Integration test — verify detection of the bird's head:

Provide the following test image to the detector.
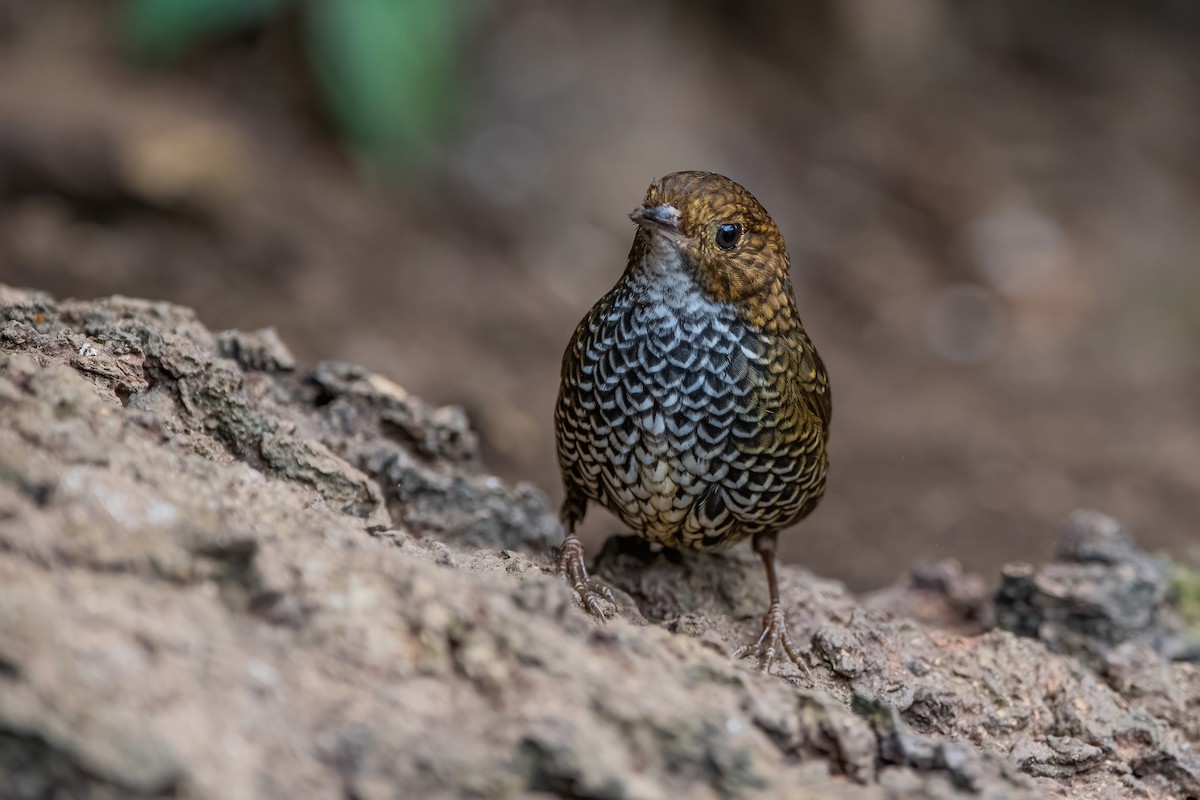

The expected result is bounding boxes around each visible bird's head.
[629,171,791,308]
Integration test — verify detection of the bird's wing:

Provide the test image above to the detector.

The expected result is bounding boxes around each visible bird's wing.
[671,328,827,545]
[554,304,608,530]
[791,329,831,432]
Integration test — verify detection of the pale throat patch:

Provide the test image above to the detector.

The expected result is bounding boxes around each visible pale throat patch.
[636,236,725,324]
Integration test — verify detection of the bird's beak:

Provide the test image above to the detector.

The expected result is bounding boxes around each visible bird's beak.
[630,204,683,238]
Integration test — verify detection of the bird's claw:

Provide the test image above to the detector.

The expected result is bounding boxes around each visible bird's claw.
[573,577,616,618]
[556,536,616,620]
[734,601,813,679]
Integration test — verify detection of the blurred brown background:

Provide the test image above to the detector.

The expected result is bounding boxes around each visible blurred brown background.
[2,0,1198,589]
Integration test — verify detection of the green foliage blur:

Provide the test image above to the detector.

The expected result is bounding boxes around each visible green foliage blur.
[1172,562,1200,635]
[122,0,472,175]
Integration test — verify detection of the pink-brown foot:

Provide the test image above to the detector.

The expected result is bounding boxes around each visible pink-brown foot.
[556,535,616,619]
[733,601,813,679]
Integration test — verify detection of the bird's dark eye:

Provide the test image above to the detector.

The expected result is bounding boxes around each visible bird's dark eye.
[715,223,742,250]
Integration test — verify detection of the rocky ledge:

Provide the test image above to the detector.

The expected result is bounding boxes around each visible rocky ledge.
[0,284,1196,800]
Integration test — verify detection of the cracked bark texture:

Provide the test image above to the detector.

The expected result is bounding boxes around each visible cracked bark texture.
[0,284,1196,800]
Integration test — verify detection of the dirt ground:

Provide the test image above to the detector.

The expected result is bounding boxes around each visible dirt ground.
[2,285,1196,798]
[2,1,1199,589]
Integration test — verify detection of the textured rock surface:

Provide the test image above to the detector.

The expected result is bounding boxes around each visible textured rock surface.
[994,509,1188,665]
[0,284,1196,799]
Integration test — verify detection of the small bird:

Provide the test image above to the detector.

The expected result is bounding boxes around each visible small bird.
[554,171,831,673]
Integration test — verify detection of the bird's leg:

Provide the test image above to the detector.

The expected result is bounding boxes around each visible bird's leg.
[733,532,813,678]
[556,534,616,619]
